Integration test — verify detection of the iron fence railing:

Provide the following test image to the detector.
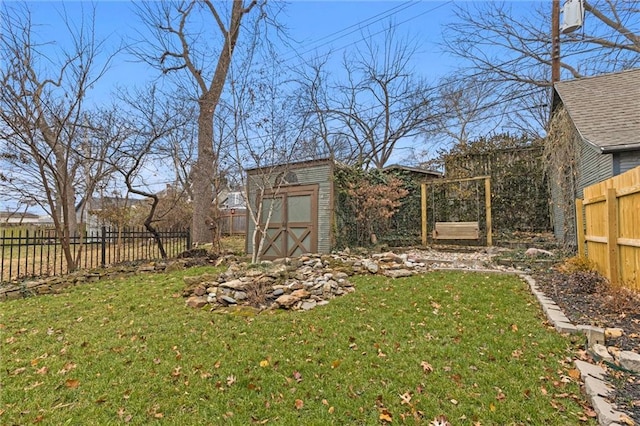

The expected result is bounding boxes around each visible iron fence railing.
[1,227,190,284]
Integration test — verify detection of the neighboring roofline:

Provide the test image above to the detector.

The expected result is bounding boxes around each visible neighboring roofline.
[382,164,443,177]
[245,157,333,174]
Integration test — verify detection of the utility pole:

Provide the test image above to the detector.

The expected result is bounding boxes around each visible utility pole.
[551,0,561,83]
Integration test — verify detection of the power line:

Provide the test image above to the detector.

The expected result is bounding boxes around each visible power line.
[279,1,454,70]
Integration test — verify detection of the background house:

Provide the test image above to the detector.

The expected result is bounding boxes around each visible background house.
[549,68,640,245]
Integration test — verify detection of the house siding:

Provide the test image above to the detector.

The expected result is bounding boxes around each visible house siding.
[614,151,640,175]
[550,140,612,244]
[577,142,612,198]
[245,160,334,257]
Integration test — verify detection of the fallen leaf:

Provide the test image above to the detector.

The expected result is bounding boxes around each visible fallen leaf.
[260,359,269,368]
[489,403,496,412]
[619,414,635,425]
[379,408,393,423]
[568,369,581,380]
[584,407,597,417]
[11,367,26,376]
[65,379,80,389]
[294,399,304,410]
[430,415,451,426]
[420,361,433,373]
[399,392,412,405]
[331,360,341,369]
[511,324,518,332]
[226,375,236,386]
[328,406,335,414]
[58,362,77,375]
[36,366,48,375]
[293,371,303,382]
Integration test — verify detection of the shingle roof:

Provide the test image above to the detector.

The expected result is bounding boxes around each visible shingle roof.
[554,68,640,153]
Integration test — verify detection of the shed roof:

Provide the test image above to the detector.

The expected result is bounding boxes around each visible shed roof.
[553,68,640,153]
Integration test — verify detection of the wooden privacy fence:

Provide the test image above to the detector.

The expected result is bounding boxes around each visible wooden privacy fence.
[576,166,640,289]
[1,227,190,284]
[218,209,247,235]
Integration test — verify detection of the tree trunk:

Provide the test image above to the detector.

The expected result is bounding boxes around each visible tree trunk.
[191,101,215,244]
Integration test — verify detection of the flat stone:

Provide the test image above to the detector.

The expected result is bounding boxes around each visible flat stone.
[233,291,248,301]
[591,395,628,426]
[619,350,640,373]
[546,309,571,324]
[275,294,299,308]
[291,289,310,299]
[554,322,578,334]
[220,279,247,290]
[384,269,413,278]
[301,300,317,311]
[185,296,208,308]
[584,375,614,398]
[574,360,606,381]
[578,325,606,347]
[524,247,554,257]
[272,288,284,297]
[363,260,379,274]
[590,344,614,362]
[221,296,238,305]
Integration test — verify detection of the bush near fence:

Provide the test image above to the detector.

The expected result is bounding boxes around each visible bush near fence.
[1,227,190,284]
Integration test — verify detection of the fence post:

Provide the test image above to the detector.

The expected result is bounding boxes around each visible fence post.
[605,188,619,286]
[186,228,191,250]
[421,183,427,246]
[484,177,492,247]
[101,226,107,267]
[575,198,585,258]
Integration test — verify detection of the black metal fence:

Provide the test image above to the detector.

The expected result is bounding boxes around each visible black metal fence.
[1,227,190,284]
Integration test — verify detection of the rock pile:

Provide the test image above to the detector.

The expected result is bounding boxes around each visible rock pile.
[184,251,436,312]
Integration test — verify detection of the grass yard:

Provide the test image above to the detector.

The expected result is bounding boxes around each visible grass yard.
[0,268,594,425]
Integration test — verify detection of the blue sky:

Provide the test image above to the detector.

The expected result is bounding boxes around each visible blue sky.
[4,1,545,214]
[25,1,461,104]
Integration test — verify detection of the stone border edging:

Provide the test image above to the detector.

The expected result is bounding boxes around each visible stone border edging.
[520,273,631,426]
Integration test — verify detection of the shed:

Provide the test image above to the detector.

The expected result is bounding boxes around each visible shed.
[245,159,334,260]
[549,68,640,245]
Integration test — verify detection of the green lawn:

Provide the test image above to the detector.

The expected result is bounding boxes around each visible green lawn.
[0,268,594,425]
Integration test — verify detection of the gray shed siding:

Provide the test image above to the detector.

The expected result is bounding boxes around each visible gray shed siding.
[614,150,640,175]
[245,160,334,257]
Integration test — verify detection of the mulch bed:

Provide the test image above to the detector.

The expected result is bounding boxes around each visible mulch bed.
[532,266,640,422]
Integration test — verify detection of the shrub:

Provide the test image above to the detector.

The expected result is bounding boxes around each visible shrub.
[557,255,595,274]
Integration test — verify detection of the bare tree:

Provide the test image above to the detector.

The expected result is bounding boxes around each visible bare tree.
[0,3,114,271]
[132,0,260,246]
[98,86,190,258]
[442,0,639,130]
[298,24,439,169]
[221,37,313,262]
